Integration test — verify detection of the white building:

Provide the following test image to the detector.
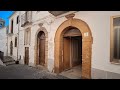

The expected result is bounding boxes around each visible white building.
[7,12,19,61]
[7,11,120,79]
[0,18,7,56]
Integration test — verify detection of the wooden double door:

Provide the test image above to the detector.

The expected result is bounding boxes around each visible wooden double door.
[63,36,82,70]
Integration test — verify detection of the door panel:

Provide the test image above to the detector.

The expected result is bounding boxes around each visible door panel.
[39,33,45,66]
[10,41,13,56]
[79,36,82,64]
[63,37,70,70]
[25,47,29,65]
[71,37,82,67]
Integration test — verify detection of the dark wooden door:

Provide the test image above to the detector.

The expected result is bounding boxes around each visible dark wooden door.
[10,41,13,56]
[25,47,29,65]
[63,37,70,70]
[39,33,45,66]
[71,36,82,67]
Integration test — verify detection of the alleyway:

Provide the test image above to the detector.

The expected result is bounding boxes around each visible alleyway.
[0,64,69,79]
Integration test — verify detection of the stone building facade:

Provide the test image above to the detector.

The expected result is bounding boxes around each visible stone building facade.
[7,12,19,61]
[0,18,7,56]
[6,11,120,79]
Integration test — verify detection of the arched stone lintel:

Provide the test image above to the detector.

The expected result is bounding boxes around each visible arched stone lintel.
[54,18,93,79]
[34,25,48,68]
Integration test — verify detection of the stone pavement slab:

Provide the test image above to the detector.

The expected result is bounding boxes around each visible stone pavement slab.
[0,64,69,79]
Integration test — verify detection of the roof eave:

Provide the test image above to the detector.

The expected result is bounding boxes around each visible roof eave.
[8,11,16,19]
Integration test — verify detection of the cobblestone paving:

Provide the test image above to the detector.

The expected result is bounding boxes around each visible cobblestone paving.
[0,64,69,79]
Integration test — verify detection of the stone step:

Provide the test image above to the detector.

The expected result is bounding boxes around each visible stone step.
[3,60,15,63]
[4,61,16,66]
[3,56,15,63]
[3,56,16,66]
[4,56,14,60]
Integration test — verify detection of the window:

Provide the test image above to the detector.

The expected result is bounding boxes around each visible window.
[24,28,31,45]
[0,22,4,28]
[17,16,19,24]
[0,23,2,28]
[110,16,120,63]
[15,37,17,47]
[11,20,13,33]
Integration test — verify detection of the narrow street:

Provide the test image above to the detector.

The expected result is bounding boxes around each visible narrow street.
[0,64,69,79]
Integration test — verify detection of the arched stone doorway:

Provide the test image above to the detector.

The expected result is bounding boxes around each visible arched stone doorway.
[54,18,93,79]
[10,41,13,56]
[34,26,48,68]
[37,31,45,66]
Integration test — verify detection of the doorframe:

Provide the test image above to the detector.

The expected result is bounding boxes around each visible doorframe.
[34,26,48,68]
[54,18,93,79]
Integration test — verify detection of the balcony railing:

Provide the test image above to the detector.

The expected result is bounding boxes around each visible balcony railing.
[21,11,32,27]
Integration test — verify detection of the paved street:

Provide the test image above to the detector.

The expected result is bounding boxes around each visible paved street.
[0,64,69,79]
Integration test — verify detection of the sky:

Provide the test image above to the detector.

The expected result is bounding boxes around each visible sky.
[0,11,13,26]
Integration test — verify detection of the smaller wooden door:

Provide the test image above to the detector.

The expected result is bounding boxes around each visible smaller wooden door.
[25,47,29,65]
[39,33,45,66]
[10,41,13,56]
[63,37,70,70]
